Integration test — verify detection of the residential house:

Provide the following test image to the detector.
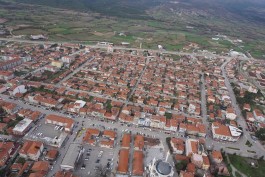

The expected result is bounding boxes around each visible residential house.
[253,109,265,122]
[211,122,242,142]
[211,150,223,164]
[170,138,184,154]
[226,107,237,120]
[19,141,44,161]
[0,142,14,167]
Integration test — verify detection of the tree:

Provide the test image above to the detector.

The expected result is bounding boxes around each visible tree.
[0,106,6,115]
[255,128,265,141]
[16,115,24,121]
[17,157,26,165]
[165,112,172,119]
[105,100,112,113]
[175,160,188,171]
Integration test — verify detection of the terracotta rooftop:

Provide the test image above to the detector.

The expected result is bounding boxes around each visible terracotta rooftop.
[54,171,79,177]
[45,149,58,160]
[31,161,49,173]
[186,163,196,173]
[0,142,14,166]
[212,150,223,161]
[134,135,144,150]
[180,171,195,177]
[87,128,100,136]
[29,172,46,177]
[132,151,144,176]
[45,114,74,130]
[121,134,131,148]
[175,154,190,162]
[19,140,43,156]
[117,149,129,174]
[103,130,116,139]
[212,122,231,137]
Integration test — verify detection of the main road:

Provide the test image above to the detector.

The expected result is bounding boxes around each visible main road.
[217,58,265,157]
[0,37,220,59]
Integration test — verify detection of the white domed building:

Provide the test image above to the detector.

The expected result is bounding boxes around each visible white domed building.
[148,156,174,177]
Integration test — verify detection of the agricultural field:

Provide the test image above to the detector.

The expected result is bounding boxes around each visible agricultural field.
[0,0,265,58]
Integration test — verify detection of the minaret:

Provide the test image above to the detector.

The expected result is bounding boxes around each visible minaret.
[107,44,113,53]
[165,150,170,162]
[151,157,156,171]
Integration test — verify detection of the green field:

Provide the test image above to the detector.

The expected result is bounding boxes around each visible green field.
[228,154,265,177]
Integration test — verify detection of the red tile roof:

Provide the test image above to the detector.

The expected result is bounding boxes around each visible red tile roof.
[132,151,144,176]
[121,134,131,148]
[117,149,129,174]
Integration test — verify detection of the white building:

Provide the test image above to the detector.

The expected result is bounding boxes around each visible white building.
[225,108,237,120]
[188,104,196,114]
[19,141,44,161]
[60,143,84,171]
[50,132,68,148]
[253,109,265,122]
[138,117,151,127]
[185,138,207,157]
[148,157,174,177]
[61,56,73,64]
[13,118,33,135]
[211,122,242,142]
[12,85,27,96]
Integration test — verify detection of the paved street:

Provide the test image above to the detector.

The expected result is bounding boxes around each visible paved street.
[56,55,95,86]
[200,73,208,124]
[126,57,150,105]
[0,37,220,60]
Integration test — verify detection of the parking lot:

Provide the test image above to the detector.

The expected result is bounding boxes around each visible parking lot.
[75,145,116,177]
[24,119,68,148]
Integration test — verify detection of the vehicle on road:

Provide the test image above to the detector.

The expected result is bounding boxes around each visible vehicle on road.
[81,164,86,169]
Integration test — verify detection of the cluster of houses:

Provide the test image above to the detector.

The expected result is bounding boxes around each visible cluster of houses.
[241,59,265,88]
[171,138,230,177]
[83,128,116,149]
[0,42,81,73]
[226,58,265,132]
[63,53,144,101]
[0,100,77,176]
[0,100,43,136]
[132,57,202,115]
[203,59,243,141]
[1,139,60,177]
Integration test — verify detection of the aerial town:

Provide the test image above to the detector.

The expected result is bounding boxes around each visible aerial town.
[0,40,265,177]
